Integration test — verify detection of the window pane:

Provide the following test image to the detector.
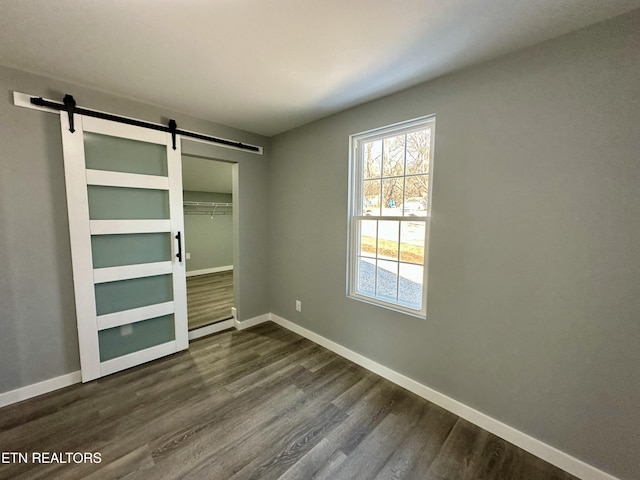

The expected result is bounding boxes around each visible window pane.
[377,220,399,260]
[402,175,428,217]
[382,135,405,177]
[400,221,425,264]
[376,260,398,302]
[357,257,376,297]
[381,178,403,215]
[363,140,382,179]
[358,220,376,258]
[362,179,381,216]
[399,263,423,309]
[406,128,430,175]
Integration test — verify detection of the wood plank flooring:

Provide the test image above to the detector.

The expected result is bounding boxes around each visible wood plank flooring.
[187,271,234,330]
[0,323,578,480]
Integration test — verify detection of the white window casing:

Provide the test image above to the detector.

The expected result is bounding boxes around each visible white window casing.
[347,115,435,318]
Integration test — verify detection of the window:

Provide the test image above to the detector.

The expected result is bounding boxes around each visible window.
[348,116,435,318]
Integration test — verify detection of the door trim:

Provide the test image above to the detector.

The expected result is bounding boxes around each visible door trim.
[60,112,101,382]
[100,341,177,377]
[97,302,175,331]
[93,261,173,283]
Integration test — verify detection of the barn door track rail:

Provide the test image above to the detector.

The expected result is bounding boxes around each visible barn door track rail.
[13,91,263,154]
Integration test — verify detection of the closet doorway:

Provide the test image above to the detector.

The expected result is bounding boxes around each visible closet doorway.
[182,155,235,331]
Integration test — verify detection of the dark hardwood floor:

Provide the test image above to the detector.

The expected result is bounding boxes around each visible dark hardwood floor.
[0,323,577,480]
[187,271,234,330]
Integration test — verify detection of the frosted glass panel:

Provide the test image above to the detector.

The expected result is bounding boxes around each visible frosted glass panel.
[95,275,173,315]
[88,186,169,220]
[92,233,171,268]
[84,132,167,176]
[98,315,175,362]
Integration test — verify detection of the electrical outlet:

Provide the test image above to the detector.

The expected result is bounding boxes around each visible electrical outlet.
[120,324,133,336]
[296,300,302,312]
[186,252,191,260]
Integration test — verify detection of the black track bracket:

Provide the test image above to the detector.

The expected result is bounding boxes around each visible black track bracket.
[168,119,177,150]
[63,94,76,133]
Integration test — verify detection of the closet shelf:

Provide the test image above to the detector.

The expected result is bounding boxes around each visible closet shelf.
[185,211,231,216]
[183,201,232,207]
[183,200,232,216]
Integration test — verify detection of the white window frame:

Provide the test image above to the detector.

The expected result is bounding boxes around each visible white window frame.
[347,115,435,318]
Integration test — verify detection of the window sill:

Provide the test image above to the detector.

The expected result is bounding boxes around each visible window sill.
[347,293,426,320]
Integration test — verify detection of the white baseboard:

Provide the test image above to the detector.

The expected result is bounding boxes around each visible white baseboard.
[269,314,619,480]
[234,313,271,331]
[189,319,235,340]
[186,265,233,277]
[0,371,82,408]
[0,317,241,407]
[0,310,264,409]
[0,311,619,480]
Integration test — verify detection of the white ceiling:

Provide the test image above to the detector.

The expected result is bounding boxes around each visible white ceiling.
[1,1,638,136]
[182,155,233,193]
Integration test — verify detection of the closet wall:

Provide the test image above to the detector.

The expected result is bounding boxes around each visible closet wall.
[183,191,233,274]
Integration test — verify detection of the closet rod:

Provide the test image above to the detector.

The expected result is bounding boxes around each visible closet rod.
[29,94,260,153]
[184,211,232,216]
[183,201,232,207]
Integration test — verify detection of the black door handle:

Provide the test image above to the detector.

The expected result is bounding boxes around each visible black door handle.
[175,231,182,262]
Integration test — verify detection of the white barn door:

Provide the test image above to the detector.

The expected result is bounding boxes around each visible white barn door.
[60,113,188,382]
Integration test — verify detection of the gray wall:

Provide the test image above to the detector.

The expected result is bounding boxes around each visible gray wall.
[269,11,640,480]
[183,191,234,272]
[0,65,270,394]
